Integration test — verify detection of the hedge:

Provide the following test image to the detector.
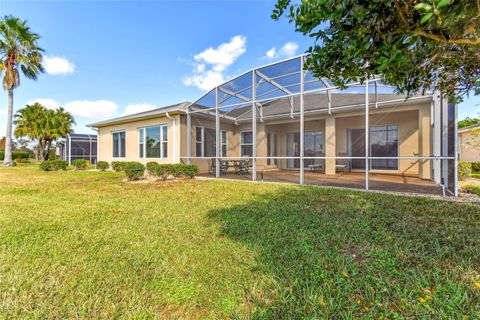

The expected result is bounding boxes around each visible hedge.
[96,161,109,171]
[123,162,145,180]
[111,161,126,172]
[146,162,160,175]
[146,162,198,179]
[40,160,68,171]
[0,149,30,160]
[458,161,472,180]
[72,159,89,170]
[471,162,480,172]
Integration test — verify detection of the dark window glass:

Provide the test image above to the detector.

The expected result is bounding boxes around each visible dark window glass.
[370,125,398,170]
[221,131,227,157]
[113,131,125,158]
[146,126,161,158]
[139,128,144,158]
[195,127,203,157]
[241,145,253,157]
[204,128,216,157]
[241,131,253,157]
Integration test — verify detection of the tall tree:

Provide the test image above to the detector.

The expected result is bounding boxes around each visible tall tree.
[272,0,480,99]
[14,103,74,161]
[0,15,43,166]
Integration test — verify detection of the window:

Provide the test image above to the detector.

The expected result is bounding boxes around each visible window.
[221,131,227,157]
[139,128,144,158]
[138,125,168,159]
[195,127,203,157]
[370,125,398,170]
[112,131,125,158]
[195,127,227,157]
[267,133,278,166]
[241,131,253,157]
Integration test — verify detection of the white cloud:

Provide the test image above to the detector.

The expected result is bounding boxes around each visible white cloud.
[183,35,247,91]
[64,100,118,119]
[265,47,277,59]
[0,109,7,116]
[42,56,75,75]
[122,103,157,116]
[26,98,61,110]
[263,42,299,60]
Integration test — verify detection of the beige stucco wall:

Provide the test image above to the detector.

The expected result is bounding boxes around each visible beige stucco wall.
[98,102,432,179]
[459,131,480,162]
[97,114,182,165]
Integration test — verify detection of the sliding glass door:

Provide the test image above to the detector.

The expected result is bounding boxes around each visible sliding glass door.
[286,131,324,168]
[348,125,399,171]
[370,125,398,170]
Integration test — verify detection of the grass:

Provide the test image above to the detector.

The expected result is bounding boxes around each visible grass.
[0,164,479,319]
[464,184,480,196]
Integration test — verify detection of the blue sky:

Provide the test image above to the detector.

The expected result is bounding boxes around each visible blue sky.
[1,1,479,134]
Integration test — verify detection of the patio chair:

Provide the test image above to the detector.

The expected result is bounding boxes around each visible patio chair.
[210,159,228,175]
[336,153,351,173]
[307,160,324,172]
[235,159,250,175]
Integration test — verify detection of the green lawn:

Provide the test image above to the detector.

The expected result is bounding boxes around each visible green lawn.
[0,165,479,319]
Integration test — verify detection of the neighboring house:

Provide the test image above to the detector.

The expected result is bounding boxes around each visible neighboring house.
[57,133,98,165]
[88,55,458,196]
[458,123,480,162]
[0,136,5,149]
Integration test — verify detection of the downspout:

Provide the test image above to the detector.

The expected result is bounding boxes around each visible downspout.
[165,112,176,163]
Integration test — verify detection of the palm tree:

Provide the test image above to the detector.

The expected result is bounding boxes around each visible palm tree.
[14,103,74,161]
[44,107,74,160]
[0,15,43,166]
[13,103,46,160]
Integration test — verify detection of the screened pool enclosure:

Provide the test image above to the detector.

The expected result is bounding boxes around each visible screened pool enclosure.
[182,55,458,196]
[58,133,98,165]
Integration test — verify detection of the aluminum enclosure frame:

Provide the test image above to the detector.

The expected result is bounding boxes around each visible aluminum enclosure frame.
[183,54,457,196]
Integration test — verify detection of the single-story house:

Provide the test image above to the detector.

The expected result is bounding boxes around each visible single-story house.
[88,55,458,196]
[458,123,480,162]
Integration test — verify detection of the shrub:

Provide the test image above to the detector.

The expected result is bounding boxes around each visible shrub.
[156,164,170,181]
[0,149,30,160]
[40,160,68,171]
[458,161,472,180]
[169,164,182,177]
[111,161,126,172]
[471,162,480,172]
[123,162,145,180]
[72,159,89,170]
[463,184,480,195]
[96,161,109,171]
[182,164,199,178]
[146,161,160,175]
[15,157,31,164]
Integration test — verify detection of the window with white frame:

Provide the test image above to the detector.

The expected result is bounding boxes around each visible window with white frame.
[195,127,227,157]
[112,131,125,158]
[138,125,168,159]
[241,131,253,157]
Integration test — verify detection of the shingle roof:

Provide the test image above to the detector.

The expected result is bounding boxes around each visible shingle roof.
[87,101,190,128]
